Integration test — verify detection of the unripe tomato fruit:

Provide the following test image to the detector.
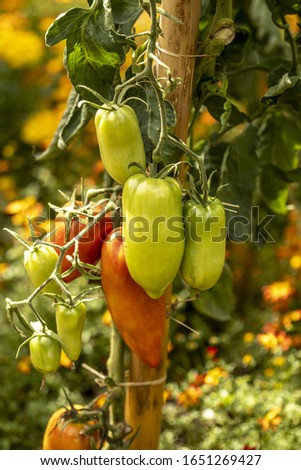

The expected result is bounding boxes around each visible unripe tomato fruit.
[95,104,146,185]
[24,244,61,294]
[29,334,61,375]
[180,197,226,290]
[122,174,185,299]
[42,405,100,450]
[55,302,86,361]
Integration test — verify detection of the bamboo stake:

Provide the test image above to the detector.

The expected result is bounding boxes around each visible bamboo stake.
[124,0,201,450]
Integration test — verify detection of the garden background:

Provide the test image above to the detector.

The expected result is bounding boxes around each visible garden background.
[1,0,301,450]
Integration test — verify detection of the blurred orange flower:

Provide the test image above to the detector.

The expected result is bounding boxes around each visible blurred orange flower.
[258,406,282,432]
[262,280,295,303]
[177,386,202,408]
[17,355,31,374]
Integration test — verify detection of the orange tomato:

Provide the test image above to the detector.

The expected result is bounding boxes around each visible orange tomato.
[42,405,99,450]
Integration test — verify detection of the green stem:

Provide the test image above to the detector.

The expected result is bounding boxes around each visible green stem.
[107,322,125,425]
[167,135,208,198]
[280,13,299,75]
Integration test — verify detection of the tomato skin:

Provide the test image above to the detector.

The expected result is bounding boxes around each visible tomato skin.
[24,244,61,294]
[42,405,99,450]
[29,334,61,375]
[122,174,185,299]
[94,105,146,185]
[56,302,86,361]
[48,201,113,283]
[101,228,166,368]
[180,198,226,290]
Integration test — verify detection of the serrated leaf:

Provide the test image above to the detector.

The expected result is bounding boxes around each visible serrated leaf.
[64,8,129,100]
[46,8,89,46]
[193,264,234,321]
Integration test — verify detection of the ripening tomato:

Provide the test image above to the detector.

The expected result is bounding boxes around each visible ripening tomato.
[101,228,166,367]
[42,405,100,450]
[47,200,113,282]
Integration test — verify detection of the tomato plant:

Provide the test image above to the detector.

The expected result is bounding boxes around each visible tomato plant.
[180,197,226,290]
[101,228,166,368]
[42,405,100,450]
[122,174,185,299]
[55,302,86,361]
[95,104,146,185]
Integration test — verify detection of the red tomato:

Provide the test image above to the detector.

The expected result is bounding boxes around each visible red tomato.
[47,200,113,282]
[101,228,166,368]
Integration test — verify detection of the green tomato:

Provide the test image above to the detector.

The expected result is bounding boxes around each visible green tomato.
[94,104,146,185]
[29,334,61,375]
[24,244,61,294]
[122,174,185,299]
[55,302,86,361]
[180,198,226,290]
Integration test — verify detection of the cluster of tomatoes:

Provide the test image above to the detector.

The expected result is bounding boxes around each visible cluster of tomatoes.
[21,101,227,451]
[23,103,226,377]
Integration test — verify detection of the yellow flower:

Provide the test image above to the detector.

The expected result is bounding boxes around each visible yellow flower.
[203,367,228,386]
[262,280,295,304]
[257,333,278,351]
[243,332,255,343]
[282,310,301,329]
[290,255,301,270]
[259,406,282,432]
[242,354,254,366]
[102,309,112,327]
[272,356,286,367]
[177,386,202,408]
[20,107,64,148]
[264,368,275,377]
[0,22,44,69]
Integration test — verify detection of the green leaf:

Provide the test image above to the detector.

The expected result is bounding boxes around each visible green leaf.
[65,9,129,100]
[258,105,301,214]
[111,0,143,34]
[193,264,234,321]
[45,8,89,46]
[262,74,300,108]
[261,164,301,183]
[220,124,259,241]
[35,88,93,161]
[202,80,249,128]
